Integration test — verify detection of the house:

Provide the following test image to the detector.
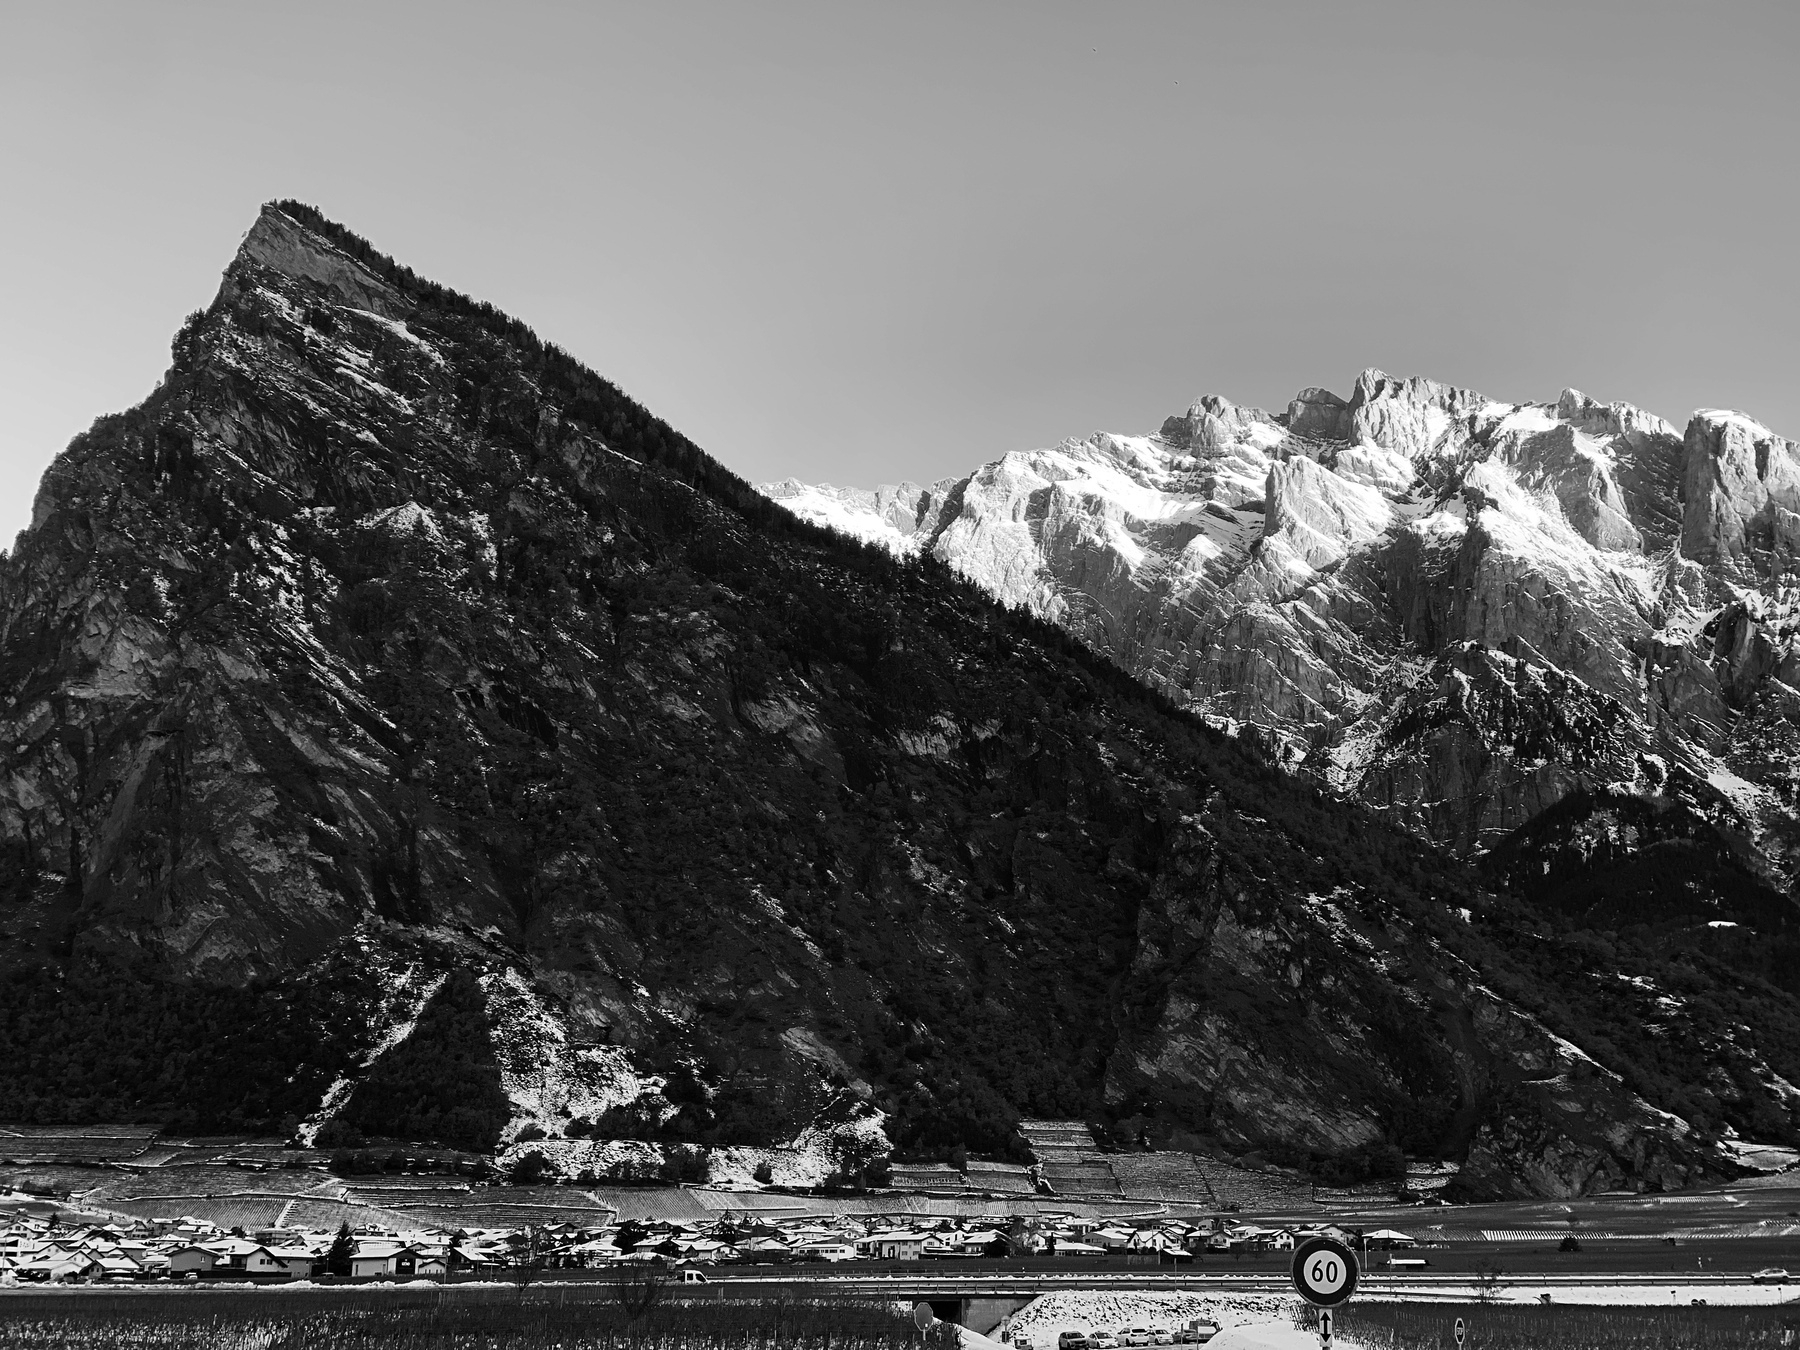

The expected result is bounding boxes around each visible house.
[351,1245,403,1278]
[234,1246,292,1276]
[854,1230,927,1261]
[796,1240,856,1262]
[168,1246,223,1275]
[267,1247,318,1277]
[23,1255,104,1282]
[394,1247,448,1277]
[94,1254,143,1280]
[955,1229,1005,1256]
[450,1244,503,1270]
[674,1238,736,1264]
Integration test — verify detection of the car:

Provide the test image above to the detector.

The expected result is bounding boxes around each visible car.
[1752,1268,1788,1284]
[1183,1324,1219,1344]
[1125,1328,1152,1347]
[1089,1332,1119,1349]
[676,1268,708,1284]
[1152,1329,1174,1345]
[1058,1334,1089,1350]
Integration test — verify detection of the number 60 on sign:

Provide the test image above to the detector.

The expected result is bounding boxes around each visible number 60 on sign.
[1291,1236,1360,1307]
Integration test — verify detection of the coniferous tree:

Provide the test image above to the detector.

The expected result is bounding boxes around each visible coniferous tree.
[325,1222,355,1277]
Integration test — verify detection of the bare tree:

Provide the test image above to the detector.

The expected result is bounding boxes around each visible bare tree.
[513,1224,549,1298]
[610,1260,668,1322]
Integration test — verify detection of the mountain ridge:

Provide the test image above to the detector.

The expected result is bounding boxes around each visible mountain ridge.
[760,376,1800,900]
[0,203,1794,1202]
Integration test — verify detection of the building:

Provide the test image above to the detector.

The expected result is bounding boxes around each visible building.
[856,1230,928,1261]
[350,1245,404,1278]
[168,1246,222,1275]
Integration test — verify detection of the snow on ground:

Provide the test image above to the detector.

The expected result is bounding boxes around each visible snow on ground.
[480,967,650,1144]
[1007,1290,1295,1345]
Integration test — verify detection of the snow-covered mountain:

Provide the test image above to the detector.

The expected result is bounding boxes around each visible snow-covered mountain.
[763,373,1800,901]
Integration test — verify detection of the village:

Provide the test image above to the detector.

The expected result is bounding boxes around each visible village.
[0,1203,1417,1285]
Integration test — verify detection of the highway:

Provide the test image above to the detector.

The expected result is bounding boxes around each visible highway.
[694,1270,1794,1297]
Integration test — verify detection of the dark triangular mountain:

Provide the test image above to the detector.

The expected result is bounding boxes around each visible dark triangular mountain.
[0,202,1794,1197]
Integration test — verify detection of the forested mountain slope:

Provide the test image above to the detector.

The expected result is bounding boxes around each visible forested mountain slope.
[0,204,1794,1199]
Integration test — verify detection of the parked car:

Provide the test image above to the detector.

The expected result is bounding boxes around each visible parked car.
[1752,1268,1788,1284]
[677,1268,708,1284]
[1152,1328,1174,1345]
[1089,1331,1120,1349]
[1058,1334,1089,1350]
[1125,1328,1152,1347]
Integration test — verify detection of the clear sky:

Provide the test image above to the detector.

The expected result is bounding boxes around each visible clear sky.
[3,1,1797,549]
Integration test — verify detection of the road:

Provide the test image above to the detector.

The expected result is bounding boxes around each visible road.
[696,1270,1798,1298]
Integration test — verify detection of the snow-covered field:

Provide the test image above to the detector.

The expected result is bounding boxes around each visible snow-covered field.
[1006,1290,1296,1345]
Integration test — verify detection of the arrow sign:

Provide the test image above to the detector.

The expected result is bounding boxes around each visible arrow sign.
[1291,1236,1360,1307]
[1455,1318,1466,1345]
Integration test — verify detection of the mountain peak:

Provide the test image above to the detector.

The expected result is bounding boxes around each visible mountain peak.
[229,201,401,315]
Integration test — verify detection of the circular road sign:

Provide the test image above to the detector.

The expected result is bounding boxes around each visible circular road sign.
[1291,1236,1360,1307]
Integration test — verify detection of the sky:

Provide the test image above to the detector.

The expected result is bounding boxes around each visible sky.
[2,1,1797,550]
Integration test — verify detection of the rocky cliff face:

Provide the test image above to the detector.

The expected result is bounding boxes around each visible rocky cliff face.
[1,205,1795,1200]
[764,378,1800,906]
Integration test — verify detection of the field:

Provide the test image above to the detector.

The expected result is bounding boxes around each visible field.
[1333,1302,1800,1350]
[0,1288,952,1349]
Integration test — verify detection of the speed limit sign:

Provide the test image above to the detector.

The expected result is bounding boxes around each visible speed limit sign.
[1291,1235,1360,1307]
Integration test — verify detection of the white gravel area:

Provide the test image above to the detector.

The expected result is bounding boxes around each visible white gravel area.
[1005,1290,1299,1346]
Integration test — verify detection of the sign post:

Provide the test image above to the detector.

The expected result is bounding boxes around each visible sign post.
[1291,1235,1359,1350]
[1455,1317,1465,1347]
